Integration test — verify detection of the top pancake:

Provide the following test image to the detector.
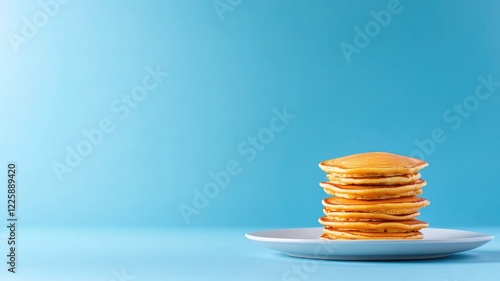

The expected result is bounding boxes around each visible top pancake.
[319,152,428,177]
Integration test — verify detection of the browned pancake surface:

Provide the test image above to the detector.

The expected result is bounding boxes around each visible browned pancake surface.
[322,196,430,214]
[319,217,429,232]
[321,227,424,240]
[326,173,421,185]
[320,179,426,199]
[319,152,428,176]
[322,211,420,221]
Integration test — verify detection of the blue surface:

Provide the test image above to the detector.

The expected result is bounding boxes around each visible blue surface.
[0,227,498,280]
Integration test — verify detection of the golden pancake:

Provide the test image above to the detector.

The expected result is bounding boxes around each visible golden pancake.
[326,173,421,185]
[321,227,424,240]
[322,210,420,221]
[323,186,421,199]
[318,152,430,240]
[320,179,426,200]
[319,152,428,176]
[318,217,428,232]
[322,196,430,215]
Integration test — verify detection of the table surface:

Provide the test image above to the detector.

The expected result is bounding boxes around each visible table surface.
[1,226,499,280]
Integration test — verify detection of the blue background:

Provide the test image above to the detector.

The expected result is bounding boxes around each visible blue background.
[1,0,500,230]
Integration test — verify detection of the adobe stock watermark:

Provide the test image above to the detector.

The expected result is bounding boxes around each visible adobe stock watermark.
[8,0,71,54]
[281,258,318,281]
[339,0,407,63]
[281,239,340,281]
[213,0,243,21]
[110,268,135,281]
[51,65,169,182]
[178,106,296,224]
[410,74,500,160]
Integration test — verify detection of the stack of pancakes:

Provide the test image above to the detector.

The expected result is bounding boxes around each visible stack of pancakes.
[318,152,430,240]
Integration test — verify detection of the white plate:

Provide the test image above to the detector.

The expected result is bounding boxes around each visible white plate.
[245,227,494,260]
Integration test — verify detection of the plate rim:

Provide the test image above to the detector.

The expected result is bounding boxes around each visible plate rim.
[245,227,494,244]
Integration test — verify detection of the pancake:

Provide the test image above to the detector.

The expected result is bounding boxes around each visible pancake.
[322,196,430,215]
[318,217,428,232]
[322,210,420,221]
[318,152,430,240]
[321,227,424,240]
[320,179,426,200]
[326,173,421,185]
[319,152,428,177]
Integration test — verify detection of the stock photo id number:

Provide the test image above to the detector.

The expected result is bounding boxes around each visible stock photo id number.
[6,163,17,274]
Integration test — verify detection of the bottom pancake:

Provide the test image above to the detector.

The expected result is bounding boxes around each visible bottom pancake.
[321,227,423,240]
